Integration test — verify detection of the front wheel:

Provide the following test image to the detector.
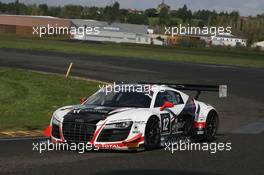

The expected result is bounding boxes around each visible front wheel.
[144,117,161,150]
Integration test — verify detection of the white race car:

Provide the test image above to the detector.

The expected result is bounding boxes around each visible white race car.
[45,83,227,151]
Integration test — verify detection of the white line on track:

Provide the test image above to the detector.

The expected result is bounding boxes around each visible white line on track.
[231,119,264,134]
[0,137,47,142]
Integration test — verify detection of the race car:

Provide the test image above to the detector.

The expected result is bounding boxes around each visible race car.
[45,83,227,151]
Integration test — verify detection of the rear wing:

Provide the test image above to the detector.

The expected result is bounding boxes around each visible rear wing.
[138,82,227,100]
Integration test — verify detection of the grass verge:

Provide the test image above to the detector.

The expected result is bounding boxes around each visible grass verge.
[0,34,264,68]
[0,68,100,132]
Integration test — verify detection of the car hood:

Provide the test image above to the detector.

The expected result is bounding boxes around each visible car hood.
[54,105,137,124]
[106,108,154,124]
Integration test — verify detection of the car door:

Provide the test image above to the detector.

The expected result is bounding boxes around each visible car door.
[154,90,185,134]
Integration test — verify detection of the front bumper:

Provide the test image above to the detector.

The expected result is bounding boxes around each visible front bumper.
[49,122,144,150]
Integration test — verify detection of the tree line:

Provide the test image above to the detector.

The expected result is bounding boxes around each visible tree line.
[0,1,263,44]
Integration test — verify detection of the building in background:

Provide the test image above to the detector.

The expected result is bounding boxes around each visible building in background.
[165,32,247,47]
[252,41,264,50]
[167,34,202,45]
[127,8,144,15]
[72,19,163,45]
[0,15,164,45]
[210,34,247,47]
[0,15,72,38]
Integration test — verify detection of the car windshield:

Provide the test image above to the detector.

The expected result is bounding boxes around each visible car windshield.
[84,91,152,108]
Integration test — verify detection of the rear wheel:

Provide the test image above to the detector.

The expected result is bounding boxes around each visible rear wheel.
[183,115,194,136]
[204,111,219,141]
[144,117,161,150]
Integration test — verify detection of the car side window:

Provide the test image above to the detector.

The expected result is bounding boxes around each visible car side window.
[154,90,183,107]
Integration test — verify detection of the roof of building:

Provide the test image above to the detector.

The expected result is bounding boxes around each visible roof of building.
[71,19,148,34]
[0,15,72,27]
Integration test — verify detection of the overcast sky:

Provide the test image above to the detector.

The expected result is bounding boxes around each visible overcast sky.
[2,0,264,16]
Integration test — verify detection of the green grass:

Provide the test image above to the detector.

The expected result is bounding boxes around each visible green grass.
[0,34,264,68]
[0,68,100,131]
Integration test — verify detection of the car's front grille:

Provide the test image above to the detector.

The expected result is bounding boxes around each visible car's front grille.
[51,124,60,139]
[62,122,96,143]
[97,127,131,142]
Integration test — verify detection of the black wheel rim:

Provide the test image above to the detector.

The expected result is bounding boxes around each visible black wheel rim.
[145,119,160,146]
[206,114,218,138]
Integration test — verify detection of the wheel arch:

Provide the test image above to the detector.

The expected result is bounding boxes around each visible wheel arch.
[206,109,219,122]
[148,115,160,122]
[144,115,161,150]
[196,101,218,122]
[144,115,160,133]
[207,109,219,124]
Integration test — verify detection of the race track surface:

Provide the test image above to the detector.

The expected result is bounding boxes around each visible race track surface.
[0,48,263,175]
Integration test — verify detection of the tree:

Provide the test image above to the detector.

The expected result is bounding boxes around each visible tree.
[159,8,170,25]
[119,9,128,22]
[145,8,157,17]
[48,6,61,17]
[0,0,28,15]
[81,6,102,20]
[103,1,120,24]
[127,13,148,25]
[175,5,192,23]
[39,4,48,16]
[111,1,120,21]
[29,4,40,15]
[197,20,205,28]
[61,5,83,19]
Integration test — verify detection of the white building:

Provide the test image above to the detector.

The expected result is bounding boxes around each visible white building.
[252,41,264,50]
[210,34,247,47]
[71,19,163,45]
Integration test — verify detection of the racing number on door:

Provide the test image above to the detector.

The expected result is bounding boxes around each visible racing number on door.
[161,114,170,133]
[163,118,169,131]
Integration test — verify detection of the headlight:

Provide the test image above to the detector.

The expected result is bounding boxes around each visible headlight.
[104,121,133,130]
[52,116,60,126]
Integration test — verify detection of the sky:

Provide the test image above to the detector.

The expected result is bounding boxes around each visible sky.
[1,0,264,16]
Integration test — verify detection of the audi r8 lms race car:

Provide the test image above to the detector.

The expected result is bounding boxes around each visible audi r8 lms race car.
[46,83,227,151]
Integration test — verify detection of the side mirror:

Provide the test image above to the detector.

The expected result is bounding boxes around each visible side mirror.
[160,101,174,111]
[80,97,87,104]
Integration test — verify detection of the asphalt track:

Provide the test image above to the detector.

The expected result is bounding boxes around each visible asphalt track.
[0,48,263,175]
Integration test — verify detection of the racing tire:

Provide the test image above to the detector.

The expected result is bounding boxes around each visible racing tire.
[144,117,161,150]
[204,111,219,141]
[183,115,194,136]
